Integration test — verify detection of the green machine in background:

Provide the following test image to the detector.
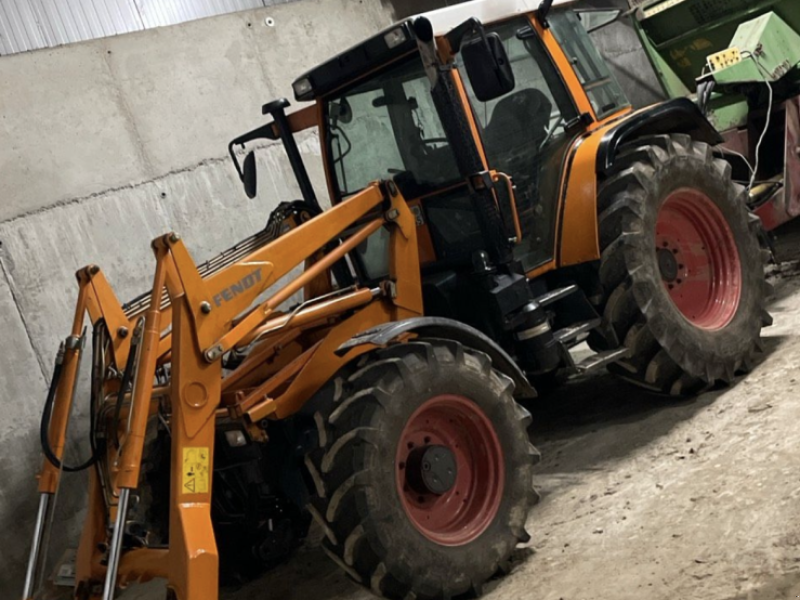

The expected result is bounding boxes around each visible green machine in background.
[630,0,800,230]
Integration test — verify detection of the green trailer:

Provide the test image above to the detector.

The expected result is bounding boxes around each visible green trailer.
[629,0,800,230]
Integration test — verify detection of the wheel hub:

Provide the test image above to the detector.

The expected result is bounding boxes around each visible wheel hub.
[655,188,742,330]
[657,247,679,282]
[407,445,457,495]
[395,394,504,546]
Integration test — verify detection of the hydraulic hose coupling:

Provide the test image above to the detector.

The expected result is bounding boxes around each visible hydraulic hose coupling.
[55,341,66,365]
[514,301,560,375]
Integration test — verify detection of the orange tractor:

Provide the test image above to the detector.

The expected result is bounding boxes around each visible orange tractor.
[23,0,771,599]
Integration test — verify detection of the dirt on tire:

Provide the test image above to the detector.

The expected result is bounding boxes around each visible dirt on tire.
[592,133,772,395]
[304,339,539,600]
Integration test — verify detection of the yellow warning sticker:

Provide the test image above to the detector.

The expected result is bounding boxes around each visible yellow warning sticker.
[182,447,210,494]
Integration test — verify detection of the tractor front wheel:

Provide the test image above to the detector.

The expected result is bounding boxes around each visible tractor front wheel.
[305,340,539,600]
[594,134,772,395]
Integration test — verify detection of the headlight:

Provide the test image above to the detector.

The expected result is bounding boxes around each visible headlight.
[293,77,313,99]
[224,429,248,447]
[384,27,407,49]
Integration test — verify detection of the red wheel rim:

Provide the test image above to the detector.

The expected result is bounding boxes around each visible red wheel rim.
[655,188,742,330]
[395,394,504,546]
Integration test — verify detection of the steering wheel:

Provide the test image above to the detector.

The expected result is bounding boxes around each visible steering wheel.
[422,138,448,146]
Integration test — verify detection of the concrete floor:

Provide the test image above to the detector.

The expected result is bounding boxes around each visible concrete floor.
[115,255,800,600]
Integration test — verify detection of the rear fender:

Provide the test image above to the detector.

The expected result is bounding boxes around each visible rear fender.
[556,98,723,267]
[336,317,537,399]
[596,98,722,174]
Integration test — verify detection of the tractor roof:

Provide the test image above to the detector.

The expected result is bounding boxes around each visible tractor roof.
[291,0,578,102]
[411,0,578,36]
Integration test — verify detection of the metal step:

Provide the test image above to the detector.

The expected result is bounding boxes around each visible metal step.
[572,348,629,376]
[553,318,602,345]
[535,284,579,307]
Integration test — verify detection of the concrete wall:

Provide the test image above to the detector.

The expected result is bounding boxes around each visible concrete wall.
[584,0,665,108]
[0,1,402,594]
[0,0,659,594]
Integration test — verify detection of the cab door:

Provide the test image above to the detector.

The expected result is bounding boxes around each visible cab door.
[457,17,580,272]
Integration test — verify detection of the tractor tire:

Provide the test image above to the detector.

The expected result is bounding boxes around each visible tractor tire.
[304,340,539,600]
[594,134,772,395]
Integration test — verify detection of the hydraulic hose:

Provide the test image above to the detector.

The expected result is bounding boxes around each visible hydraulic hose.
[39,337,100,473]
[111,331,139,448]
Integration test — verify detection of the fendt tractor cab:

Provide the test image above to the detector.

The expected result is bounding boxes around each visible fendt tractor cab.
[234,0,767,393]
[24,1,770,600]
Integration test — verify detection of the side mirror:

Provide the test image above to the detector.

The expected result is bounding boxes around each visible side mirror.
[461,32,515,102]
[228,122,272,199]
[243,151,257,199]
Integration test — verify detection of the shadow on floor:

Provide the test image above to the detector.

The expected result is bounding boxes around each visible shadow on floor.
[525,334,784,477]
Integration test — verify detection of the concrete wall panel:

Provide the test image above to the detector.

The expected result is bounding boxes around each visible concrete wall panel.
[0,43,151,222]
[0,2,393,223]
[0,268,49,594]
[101,13,277,176]
[0,137,321,367]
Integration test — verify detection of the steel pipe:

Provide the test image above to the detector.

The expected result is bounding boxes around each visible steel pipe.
[101,488,130,600]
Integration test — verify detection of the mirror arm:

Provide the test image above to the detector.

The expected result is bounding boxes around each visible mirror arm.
[228,141,244,180]
[445,18,499,70]
[445,17,480,53]
[227,123,273,181]
[445,17,506,78]
[538,0,555,28]
[227,99,320,210]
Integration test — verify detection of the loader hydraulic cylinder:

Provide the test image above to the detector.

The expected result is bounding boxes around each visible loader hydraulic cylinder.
[21,493,50,600]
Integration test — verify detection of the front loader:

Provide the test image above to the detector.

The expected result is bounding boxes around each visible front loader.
[23,1,771,599]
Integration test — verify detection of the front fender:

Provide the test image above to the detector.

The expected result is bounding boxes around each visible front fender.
[336,317,537,399]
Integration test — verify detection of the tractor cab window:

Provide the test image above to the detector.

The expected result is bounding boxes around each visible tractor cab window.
[325,56,460,199]
[325,55,480,282]
[458,17,579,271]
[549,10,630,119]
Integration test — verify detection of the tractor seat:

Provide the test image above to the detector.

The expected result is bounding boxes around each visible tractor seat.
[482,88,553,160]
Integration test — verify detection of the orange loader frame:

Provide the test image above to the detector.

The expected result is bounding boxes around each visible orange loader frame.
[26,182,421,600]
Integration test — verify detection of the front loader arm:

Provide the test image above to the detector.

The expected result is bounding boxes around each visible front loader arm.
[29,180,422,600]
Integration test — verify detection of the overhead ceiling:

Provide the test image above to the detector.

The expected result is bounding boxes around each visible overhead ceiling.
[0,0,297,56]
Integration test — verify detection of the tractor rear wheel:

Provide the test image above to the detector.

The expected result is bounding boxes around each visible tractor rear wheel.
[305,340,539,600]
[594,134,771,395]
